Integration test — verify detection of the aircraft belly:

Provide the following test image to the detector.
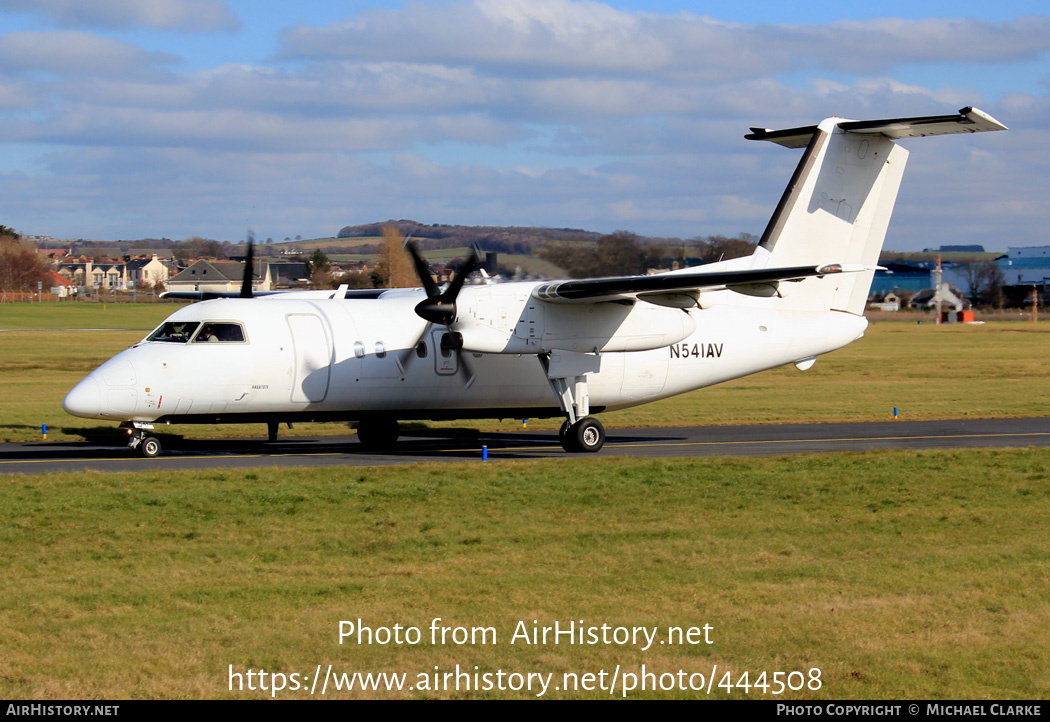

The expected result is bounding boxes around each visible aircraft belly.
[312,352,629,413]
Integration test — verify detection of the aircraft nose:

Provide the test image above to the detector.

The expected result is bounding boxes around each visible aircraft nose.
[63,375,102,418]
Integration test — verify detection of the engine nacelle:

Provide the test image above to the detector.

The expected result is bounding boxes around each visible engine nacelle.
[455,287,696,354]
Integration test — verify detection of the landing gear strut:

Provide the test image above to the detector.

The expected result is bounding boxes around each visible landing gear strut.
[267,421,293,442]
[542,353,606,453]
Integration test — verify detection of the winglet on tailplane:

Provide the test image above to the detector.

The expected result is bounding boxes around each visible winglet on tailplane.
[744,107,1006,315]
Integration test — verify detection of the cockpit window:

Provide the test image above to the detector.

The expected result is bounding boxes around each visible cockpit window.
[147,321,200,343]
[192,322,247,343]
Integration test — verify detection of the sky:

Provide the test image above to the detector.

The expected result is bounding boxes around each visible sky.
[0,0,1047,251]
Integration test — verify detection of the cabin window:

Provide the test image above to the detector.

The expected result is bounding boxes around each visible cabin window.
[375,341,387,358]
[415,341,427,359]
[147,321,200,343]
[191,322,246,343]
[354,341,365,358]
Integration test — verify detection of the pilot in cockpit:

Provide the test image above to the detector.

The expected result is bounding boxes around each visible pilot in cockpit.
[196,324,219,342]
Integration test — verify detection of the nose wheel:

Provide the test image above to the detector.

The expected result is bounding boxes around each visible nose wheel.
[559,417,605,453]
[138,435,162,458]
[123,423,160,457]
[126,424,162,458]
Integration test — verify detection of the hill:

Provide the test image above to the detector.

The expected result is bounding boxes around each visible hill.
[336,219,607,256]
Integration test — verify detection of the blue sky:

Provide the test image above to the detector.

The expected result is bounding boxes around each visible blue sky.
[1,0,1047,251]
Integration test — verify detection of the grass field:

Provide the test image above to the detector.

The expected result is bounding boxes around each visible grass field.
[0,300,185,330]
[1,450,1047,699]
[1,303,1047,443]
[2,302,1048,699]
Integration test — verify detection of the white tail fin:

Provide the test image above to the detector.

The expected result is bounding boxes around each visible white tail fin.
[746,107,1007,314]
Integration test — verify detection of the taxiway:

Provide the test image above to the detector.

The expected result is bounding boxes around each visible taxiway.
[2,417,1049,475]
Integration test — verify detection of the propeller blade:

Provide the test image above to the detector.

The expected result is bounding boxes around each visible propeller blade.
[456,350,476,387]
[440,251,479,305]
[406,244,481,333]
[399,322,432,375]
[412,249,480,325]
[240,231,255,299]
[404,241,440,298]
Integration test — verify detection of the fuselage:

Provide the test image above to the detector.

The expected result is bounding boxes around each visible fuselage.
[62,283,868,425]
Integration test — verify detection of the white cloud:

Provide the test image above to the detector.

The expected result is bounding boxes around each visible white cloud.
[0,0,239,33]
[278,2,1050,82]
[0,78,37,109]
[0,0,1044,249]
[0,31,178,79]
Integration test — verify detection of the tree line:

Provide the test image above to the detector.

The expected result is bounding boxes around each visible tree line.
[538,232,759,278]
[0,226,52,292]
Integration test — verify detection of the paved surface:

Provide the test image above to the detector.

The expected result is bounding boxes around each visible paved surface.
[3,417,1050,474]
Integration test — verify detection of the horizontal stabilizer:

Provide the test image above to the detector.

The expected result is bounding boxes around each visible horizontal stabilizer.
[746,106,1006,148]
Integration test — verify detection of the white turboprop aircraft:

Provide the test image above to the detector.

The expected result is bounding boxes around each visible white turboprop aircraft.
[63,107,1006,457]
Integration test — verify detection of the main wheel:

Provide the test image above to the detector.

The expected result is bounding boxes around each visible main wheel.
[356,418,401,449]
[560,417,605,453]
[139,436,162,458]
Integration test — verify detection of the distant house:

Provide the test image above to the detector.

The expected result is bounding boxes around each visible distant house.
[867,292,901,312]
[909,285,965,311]
[56,262,88,287]
[56,260,127,291]
[126,254,178,290]
[165,259,272,294]
[47,271,76,298]
[92,263,127,290]
[268,262,310,288]
[37,248,70,260]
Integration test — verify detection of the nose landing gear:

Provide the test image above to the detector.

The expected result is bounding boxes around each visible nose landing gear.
[124,422,161,458]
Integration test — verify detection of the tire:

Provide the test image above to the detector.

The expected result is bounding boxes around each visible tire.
[558,420,571,442]
[559,420,578,452]
[561,417,605,453]
[139,436,162,458]
[357,418,400,449]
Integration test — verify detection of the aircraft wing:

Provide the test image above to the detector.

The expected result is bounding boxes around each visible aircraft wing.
[160,289,286,300]
[532,263,866,304]
[160,288,386,301]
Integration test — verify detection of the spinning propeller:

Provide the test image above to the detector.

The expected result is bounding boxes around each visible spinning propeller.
[240,230,255,299]
[403,241,480,382]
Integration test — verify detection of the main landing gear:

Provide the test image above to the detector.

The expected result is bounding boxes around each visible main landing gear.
[559,416,606,453]
[356,418,401,449]
[266,421,294,442]
[542,353,606,453]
